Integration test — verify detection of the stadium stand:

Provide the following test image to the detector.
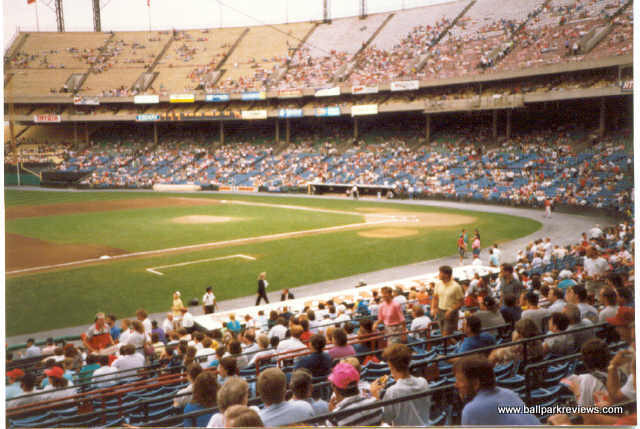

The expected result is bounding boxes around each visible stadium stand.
[6,217,635,425]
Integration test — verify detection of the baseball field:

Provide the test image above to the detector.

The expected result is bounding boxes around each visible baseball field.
[5,189,541,336]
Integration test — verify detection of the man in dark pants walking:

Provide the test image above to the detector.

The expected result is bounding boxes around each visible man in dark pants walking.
[256,272,270,305]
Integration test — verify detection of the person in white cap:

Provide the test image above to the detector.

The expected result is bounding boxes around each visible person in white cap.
[172,291,185,318]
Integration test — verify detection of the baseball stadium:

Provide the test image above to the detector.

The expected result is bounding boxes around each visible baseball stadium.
[3,0,636,426]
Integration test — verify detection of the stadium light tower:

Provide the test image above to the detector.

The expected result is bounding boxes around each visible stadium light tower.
[359,0,367,18]
[323,0,330,23]
[92,0,102,32]
[55,0,64,31]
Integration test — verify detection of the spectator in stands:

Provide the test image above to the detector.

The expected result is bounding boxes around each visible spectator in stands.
[277,324,306,355]
[63,344,83,373]
[561,338,609,407]
[106,315,121,342]
[409,303,432,340]
[543,312,575,355]
[499,294,522,328]
[453,315,496,356]
[77,354,101,386]
[606,310,635,405]
[373,286,407,344]
[181,307,195,333]
[83,312,114,353]
[431,265,464,338]
[257,367,314,426]
[111,344,144,383]
[206,376,252,427]
[224,405,264,427]
[295,334,332,378]
[269,317,288,341]
[91,355,117,389]
[565,303,596,346]
[546,288,566,313]
[353,319,376,356]
[162,313,175,334]
[520,291,549,333]
[24,338,41,358]
[599,287,620,323]
[498,264,523,305]
[248,335,274,368]
[474,296,506,338]
[174,363,203,409]
[370,343,431,425]
[328,328,356,360]
[454,356,540,425]
[151,320,166,344]
[225,340,248,370]
[326,362,382,426]
[41,337,56,356]
[42,366,76,401]
[183,371,218,427]
[7,372,38,408]
[5,369,24,400]
[217,356,240,386]
[489,318,543,367]
[583,247,609,296]
[290,369,329,416]
[126,320,147,349]
[136,309,152,337]
[566,285,598,323]
[226,314,242,335]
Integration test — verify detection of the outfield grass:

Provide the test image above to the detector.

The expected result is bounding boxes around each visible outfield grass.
[5,190,541,336]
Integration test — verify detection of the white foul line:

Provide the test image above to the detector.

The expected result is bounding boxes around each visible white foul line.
[146,254,256,276]
[7,219,398,275]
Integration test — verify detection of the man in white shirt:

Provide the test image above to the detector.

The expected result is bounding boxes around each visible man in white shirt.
[409,304,431,341]
[162,313,175,334]
[24,338,42,358]
[92,355,118,389]
[277,325,306,355]
[589,224,603,239]
[136,309,152,339]
[269,317,288,341]
[521,291,549,333]
[111,344,145,383]
[598,288,619,323]
[202,286,217,314]
[392,288,407,307]
[583,248,609,295]
[180,308,195,333]
[567,285,598,323]
[492,244,501,265]
[546,288,567,313]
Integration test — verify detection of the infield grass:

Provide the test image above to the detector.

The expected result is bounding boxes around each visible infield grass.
[5,190,541,336]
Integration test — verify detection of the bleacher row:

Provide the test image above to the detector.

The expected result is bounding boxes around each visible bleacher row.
[4,0,632,96]
[46,125,633,212]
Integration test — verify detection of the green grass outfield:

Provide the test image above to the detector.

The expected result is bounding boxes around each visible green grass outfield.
[5,190,541,336]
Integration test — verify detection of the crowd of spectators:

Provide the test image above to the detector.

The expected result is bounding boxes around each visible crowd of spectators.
[6,214,635,425]
[49,123,633,213]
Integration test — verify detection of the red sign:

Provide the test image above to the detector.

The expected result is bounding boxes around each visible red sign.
[33,114,61,123]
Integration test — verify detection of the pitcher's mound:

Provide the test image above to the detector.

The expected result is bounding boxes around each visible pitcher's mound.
[359,228,419,238]
[172,215,238,224]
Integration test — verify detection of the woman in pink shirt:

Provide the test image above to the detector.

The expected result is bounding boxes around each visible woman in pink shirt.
[373,287,406,344]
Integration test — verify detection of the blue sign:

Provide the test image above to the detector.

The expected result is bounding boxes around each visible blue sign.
[205,94,230,102]
[278,108,303,118]
[136,114,160,122]
[315,106,340,117]
[241,91,266,101]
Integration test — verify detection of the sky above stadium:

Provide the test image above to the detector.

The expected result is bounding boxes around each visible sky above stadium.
[3,0,453,50]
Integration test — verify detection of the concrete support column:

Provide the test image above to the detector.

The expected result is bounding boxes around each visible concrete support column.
[354,117,359,140]
[84,122,89,144]
[285,118,290,144]
[492,110,498,141]
[506,109,512,139]
[73,121,78,145]
[275,119,280,143]
[599,97,605,137]
[153,122,158,145]
[219,120,224,145]
[425,113,431,143]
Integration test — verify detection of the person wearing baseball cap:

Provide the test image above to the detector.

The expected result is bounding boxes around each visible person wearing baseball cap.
[42,365,77,401]
[326,362,382,426]
[6,368,25,400]
[82,312,114,353]
[607,307,634,343]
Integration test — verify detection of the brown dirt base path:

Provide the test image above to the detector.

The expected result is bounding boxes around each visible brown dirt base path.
[5,233,128,272]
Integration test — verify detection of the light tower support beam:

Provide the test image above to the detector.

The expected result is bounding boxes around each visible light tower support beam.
[92,0,102,32]
[55,0,65,32]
